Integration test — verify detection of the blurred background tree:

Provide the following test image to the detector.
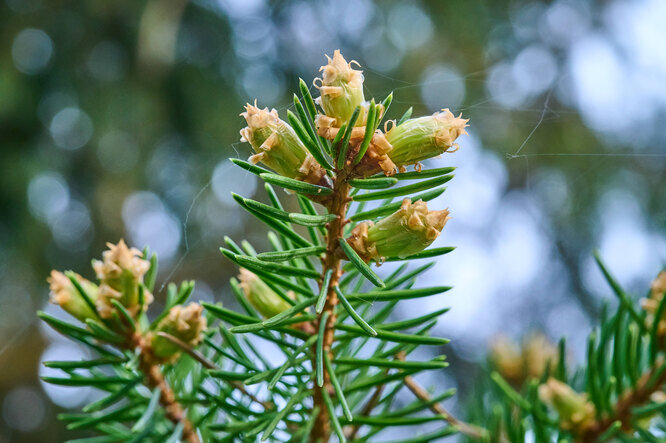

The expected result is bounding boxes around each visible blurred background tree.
[1,0,665,440]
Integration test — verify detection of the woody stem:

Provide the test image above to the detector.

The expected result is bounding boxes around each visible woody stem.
[311,168,351,443]
[132,334,200,443]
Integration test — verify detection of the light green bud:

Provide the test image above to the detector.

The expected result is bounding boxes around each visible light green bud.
[92,240,153,318]
[538,378,595,433]
[150,302,207,361]
[48,270,99,322]
[385,109,468,169]
[240,103,325,184]
[315,50,365,126]
[347,199,450,261]
[238,269,292,318]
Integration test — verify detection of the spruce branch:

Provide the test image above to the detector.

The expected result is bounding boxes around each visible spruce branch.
[44,243,208,442]
[228,50,466,441]
[44,50,468,442]
[479,263,666,442]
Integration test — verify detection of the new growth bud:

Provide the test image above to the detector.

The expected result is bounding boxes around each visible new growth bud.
[315,50,365,126]
[490,333,558,387]
[92,240,153,319]
[538,378,595,433]
[384,109,468,169]
[652,271,666,296]
[347,199,450,261]
[150,303,207,361]
[641,270,666,335]
[240,103,326,185]
[48,271,98,322]
[238,269,292,318]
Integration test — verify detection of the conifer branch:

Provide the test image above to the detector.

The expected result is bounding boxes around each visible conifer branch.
[42,50,467,442]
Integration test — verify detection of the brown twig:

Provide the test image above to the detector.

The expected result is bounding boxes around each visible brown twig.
[134,334,200,443]
[403,375,487,440]
[310,168,352,442]
[397,353,488,441]
[157,332,217,369]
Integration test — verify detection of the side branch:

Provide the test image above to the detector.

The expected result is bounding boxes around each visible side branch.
[135,335,200,443]
[398,355,488,440]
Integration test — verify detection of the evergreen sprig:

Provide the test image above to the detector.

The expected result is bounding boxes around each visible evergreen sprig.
[40,50,474,442]
[39,48,666,442]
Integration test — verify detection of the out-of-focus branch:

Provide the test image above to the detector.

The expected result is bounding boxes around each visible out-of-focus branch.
[137,0,188,74]
[346,370,388,440]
